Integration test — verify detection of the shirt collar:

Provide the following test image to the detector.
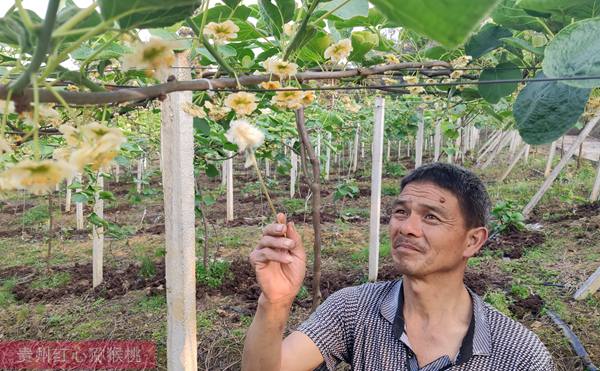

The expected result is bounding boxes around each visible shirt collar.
[380,279,491,359]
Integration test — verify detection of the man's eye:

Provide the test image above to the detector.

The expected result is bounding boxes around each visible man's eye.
[394,209,406,215]
[425,214,439,221]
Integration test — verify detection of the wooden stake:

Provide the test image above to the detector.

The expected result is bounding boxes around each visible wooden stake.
[352,125,360,173]
[590,153,600,201]
[574,266,600,301]
[545,140,557,177]
[481,132,512,169]
[434,120,441,162]
[92,172,104,288]
[65,178,72,212]
[160,51,197,371]
[523,115,600,217]
[226,156,233,221]
[415,108,424,168]
[325,132,332,180]
[75,173,84,230]
[136,157,143,193]
[369,97,384,282]
[499,144,528,182]
[290,140,297,198]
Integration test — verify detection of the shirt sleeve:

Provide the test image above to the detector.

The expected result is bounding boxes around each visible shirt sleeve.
[519,343,556,371]
[296,286,358,371]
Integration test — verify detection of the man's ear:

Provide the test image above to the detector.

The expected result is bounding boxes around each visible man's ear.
[463,227,488,258]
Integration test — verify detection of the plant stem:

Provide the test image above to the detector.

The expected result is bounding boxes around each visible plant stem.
[251,153,277,218]
[9,0,60,93]
[52,2,99,37]
[283,0,321,60]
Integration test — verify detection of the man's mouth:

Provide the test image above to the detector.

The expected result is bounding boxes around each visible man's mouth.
[393,240,422,253]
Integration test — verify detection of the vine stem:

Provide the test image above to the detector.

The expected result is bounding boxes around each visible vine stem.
[9,0,60,93]
[251,152,277,218]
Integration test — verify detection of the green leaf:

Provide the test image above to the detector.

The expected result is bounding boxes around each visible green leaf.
[56,0,102,41]
[296,31,332,63]
[465,23,512,58]
[72,193,89,204]
[99,191,116,201]
[333,8,390,28]
[318,0,369,20]
[542,18,600,89]
[349,30,378,62]
[0,9,40,53]
[368,0,501,48]
[205,163,219,178]
[500,36,544,55]
[70,42,131,61]
[98,0,201,29]
[189,4,252,24]
[516,0,600,19]
[491,0,545,32]
[194,117,211,135]
[258,0,286,38]
[478,62,521,103]
[422,46,462,61]
[148,29,192,50]
[514,72,591,145]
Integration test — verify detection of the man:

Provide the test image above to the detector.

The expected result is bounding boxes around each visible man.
[242,163,554,371]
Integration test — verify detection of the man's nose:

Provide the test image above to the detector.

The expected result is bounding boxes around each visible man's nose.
[398,213,422,237]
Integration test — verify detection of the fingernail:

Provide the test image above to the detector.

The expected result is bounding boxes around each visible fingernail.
[276,224,284,232]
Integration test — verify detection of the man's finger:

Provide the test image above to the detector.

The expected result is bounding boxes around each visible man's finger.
[257,236,296,250]
[250,247,293,265]
[286,221,306,259]
[277,212,286,225]
[263,222,287,237]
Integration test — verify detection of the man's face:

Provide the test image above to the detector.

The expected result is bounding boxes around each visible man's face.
[389,181,474,278]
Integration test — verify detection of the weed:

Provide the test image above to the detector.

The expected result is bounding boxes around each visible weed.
[490,200,525,234]
[139,256,157,279]
[384,163,407,177]
[484,290,512,316]
[137,295,166,312]
[30,272,71,290]
[22,204,50,225]
[296,285,309,301]
[382,184,400,196]
[0,277,17,306]
[196,260,232,288]
[282,198,306,214]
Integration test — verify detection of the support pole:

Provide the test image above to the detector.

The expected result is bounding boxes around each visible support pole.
[136,157,143,193]
[226,155,234,221]
[545,140,557,177]
[92,172,104,288]
[574,266,600,301]
[523,115,600,218]
[325,132,332,181]
[65,178,72,212]
[369,97,384,282]
[75,173,84,230]
[434,120,441,162]
[499,144,528,182]
[590,153,600,201]
[415,108,424,168]
[290,141,297,197]
[352,125,360,173]
[161,52,197,371]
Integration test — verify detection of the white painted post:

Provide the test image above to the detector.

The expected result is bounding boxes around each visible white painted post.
[397,140,402,161]
[65,178,72,212]
[160,52,197,371]
[369,97,385,282]
[325,132,332,181]
[386,139,391,162]
[265,158,270,178]
[481,132,512,169]
[361,141,365,159]
[114,164,120,183]
[75,173,84,230]
[454,128,462,163]
[477,131,502,162]
[545,140,557,177]
[434,120,441,162]
[523,144,530,164]
[523,115,600,217]
[92,172,104,288]
[415,108,424,168]
[590,153,600,201]
[221,161,227,187]
[509,131,519,158]
[316,132,321,160]
[352,125,360,173]
[136,157,143,193]
[226,156,233,221]
[290,141,297,198]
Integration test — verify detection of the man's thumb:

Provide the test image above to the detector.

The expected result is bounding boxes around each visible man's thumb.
[287,221,300,241]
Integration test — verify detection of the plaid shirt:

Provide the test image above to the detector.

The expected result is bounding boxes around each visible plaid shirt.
[297,280,554,371]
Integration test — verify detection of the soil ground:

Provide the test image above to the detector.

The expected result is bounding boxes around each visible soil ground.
[0,150,598,370]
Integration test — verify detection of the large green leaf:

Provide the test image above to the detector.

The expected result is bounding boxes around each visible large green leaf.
[258,0,295,38]
[349,30,378,62]
[56,0,102,41]
[422,46,462,61]
[333,8,390,28]
[465,23,512,58]
[0,9,41,53]
[516,0,600,19]
[478,62,521,103]
[368,0,501,48]
[542,18,600,89]
[296,31,332,63]
[99,0,201,29]
[317,0,368,20]
[514,72,591,144]
[491,0,545,32]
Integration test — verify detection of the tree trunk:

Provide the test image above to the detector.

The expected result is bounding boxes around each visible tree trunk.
[295,108,323,312]
[369,97,385,282]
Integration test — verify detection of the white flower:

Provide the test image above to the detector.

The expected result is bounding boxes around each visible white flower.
[182,102,207,118]
[450,70,464,79]
[0,137,12,154]
[451,55,472,69]
[262,57,298,78]
[204,101,231,121]
[283,22,297,37]
[203,20,239,44]
[324,39,353,63]
[271,88,304,110]
[224,92,258,117]
[122,38,178,81]
[225,119,265,167]
[0,159,74,195]
[260,81,282,90]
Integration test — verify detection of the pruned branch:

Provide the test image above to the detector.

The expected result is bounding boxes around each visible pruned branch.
[0,61,450,107]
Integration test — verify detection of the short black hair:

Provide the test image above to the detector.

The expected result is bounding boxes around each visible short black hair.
[400,163,491,228]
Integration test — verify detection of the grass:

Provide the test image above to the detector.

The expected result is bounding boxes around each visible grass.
[483,290,512,316]
[30,271,71,290]
[0,277,17,306]
[136,295,166,312]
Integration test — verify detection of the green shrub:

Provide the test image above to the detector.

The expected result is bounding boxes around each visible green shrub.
[282,198,306,214]
[22,204,50,225]
[333,179,359,202]
[382,184,400,196]
[490,200,525,234]
[384,163,407,177]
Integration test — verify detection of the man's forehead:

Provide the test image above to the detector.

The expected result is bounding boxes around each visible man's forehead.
[396,182,458,207]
